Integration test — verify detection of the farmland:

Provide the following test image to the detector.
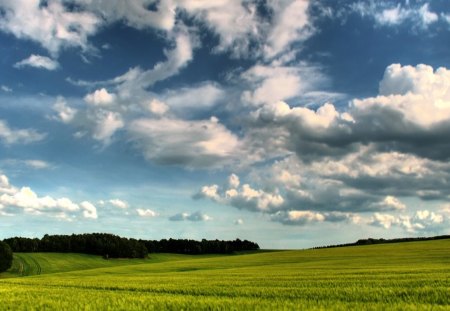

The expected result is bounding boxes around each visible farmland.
[1,239,449,310]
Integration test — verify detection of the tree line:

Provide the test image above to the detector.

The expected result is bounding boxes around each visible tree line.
[311,235,450,249]
[2,233,259,259]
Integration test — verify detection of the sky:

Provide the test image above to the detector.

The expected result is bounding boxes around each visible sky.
[1,0,450,249]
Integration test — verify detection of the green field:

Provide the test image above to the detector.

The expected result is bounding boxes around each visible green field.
[1,240,449,310]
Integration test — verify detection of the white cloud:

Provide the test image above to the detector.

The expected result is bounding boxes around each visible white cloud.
[91,110,124,143]
[109,199,128,209]
[264,0,311,59]
[128,117,239,168]
[162,83,224,113]
[0,120,46,145]
[113,30,196,97]
[369,213,397,229]
[0,0,100,55]
[169,211,212,222]
[195,174,284,212]
[351,2,439,30]
[371,196,406,211]
[84,88,116,106]
[0,183,80,215]
[1,85,12,92]
[76,0,177,31]
[272,210,325,225]
[52,96,77,123]
[228,174,240,189]
[418,4,438,27]
[369,210,446,233]
[375,5,409,25]
[241,65,302,106]
[14,54,59,70]
[136,208,158,217]
[234,218,244,225]
[80,201,97,219]
[178,0,260,57]
[23,160,51,170]
[146,99,169,116]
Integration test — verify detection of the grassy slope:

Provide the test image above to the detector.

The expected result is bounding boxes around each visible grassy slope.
[1,252,218,278]
[0,240,449,310]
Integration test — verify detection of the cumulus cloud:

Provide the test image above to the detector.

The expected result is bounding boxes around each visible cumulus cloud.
[84,88,116,106]
[194,174,284,213]
[242,65,303,106]
[146,99,169,116]
[169,211,212,222]
[234,218,244,225]
[0,120,46,145]
[128,117,240,168]
[109,199,128,209]
[80,201,97,219]
[52,96,77,123]
[14,54,59,70]
[136,208,158,217]
[0,178,77,215]
[369,210,446,233]
[0,0,100,55]
[249,64,450,162]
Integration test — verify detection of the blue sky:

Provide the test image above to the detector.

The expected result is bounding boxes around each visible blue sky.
[1,0,450,248]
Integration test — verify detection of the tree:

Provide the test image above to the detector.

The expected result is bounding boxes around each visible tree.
[0,241,13,272]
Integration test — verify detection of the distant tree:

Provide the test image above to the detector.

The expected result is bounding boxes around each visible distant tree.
[0,241,13,272]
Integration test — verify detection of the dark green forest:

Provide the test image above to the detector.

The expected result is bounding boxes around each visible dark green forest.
[3,233,260,259]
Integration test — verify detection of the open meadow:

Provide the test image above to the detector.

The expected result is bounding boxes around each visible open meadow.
[1,239,449,310]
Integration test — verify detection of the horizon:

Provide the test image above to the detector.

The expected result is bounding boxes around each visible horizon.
[1,0,450,249]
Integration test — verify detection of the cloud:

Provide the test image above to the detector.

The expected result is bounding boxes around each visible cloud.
[14,54,59,70]
[350,2,440,30]
[0,159,51,170]
[234,218,244,225]
[23,160,51,170]
[369,210,446,233]
[109,199,128,209]
[112,29,196,97]
[249,64,450,162]
[0,180,77,214]
[136,208,158,217]
[52,97,77,123]
[128,117,240,168]
[91,110,124,144]
[80,201,97,219]
[84,88,116,106]
[0,0,100,55]
[162,82,225,113]
[77,0,177,31]
[145,99,169,116]
[0,173,99,220]
[169,211,212,222]
[1,85,12,92]
[178,0,261,57]
[264,0,312,59]
[0,120,46,144]
[194,174,285,213]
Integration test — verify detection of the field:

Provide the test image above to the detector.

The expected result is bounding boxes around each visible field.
[0,240,449,310]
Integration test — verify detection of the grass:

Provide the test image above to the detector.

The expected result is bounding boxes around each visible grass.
[0,240,449,310]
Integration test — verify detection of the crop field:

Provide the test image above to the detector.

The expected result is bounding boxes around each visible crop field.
[1,240,449,310]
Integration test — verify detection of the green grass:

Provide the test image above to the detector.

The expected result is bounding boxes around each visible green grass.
[1,240,450,310]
